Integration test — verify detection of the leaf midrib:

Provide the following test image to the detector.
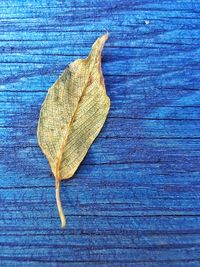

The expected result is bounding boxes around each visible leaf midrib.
[55,59,96,180]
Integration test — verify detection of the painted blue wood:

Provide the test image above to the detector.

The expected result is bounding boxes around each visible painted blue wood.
[0,0,200,266]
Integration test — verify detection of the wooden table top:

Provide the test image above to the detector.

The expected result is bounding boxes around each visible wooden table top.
[0,0,200,266]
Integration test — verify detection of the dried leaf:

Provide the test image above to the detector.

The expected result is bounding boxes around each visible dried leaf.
[37,33,110,227]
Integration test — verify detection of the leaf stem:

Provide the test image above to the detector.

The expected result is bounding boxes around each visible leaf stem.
[55,178,66,228]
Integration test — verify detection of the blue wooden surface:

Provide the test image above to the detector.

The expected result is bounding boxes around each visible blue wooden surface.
[0,0,200,266]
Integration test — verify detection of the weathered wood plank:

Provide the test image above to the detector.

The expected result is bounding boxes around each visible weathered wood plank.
[0,0,200,265]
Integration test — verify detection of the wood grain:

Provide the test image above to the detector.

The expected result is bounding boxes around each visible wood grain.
[1,0,200,266]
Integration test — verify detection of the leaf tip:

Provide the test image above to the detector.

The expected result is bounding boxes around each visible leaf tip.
[103,31,109,39]
[99,32,109,44]
[91,33,109,55]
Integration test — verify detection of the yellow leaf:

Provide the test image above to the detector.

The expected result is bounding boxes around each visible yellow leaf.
[37,33,110,228]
